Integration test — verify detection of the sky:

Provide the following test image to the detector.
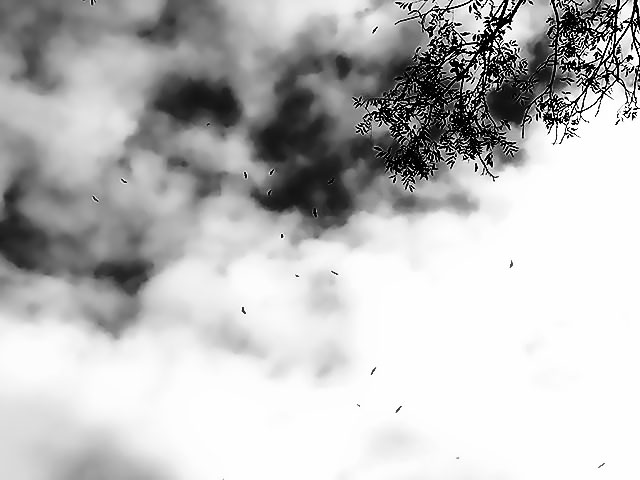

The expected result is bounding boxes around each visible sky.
[0,1,639,480]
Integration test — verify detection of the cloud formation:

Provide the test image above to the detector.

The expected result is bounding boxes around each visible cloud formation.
[1,1,639,480]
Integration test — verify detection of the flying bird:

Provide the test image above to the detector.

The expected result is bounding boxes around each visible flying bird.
[281,233,284,238]
[331,270,338,276]
[474,163,478,172]
[120,178,128,184]
[598,463,605,468]
[269,168,275,175]
[243,171,248,179]
[327,177,335,185]
[295,274,300,277]
[241,307,246,314]
[206,122,211,126]
[509,260,514,268]
[372,26,378,34]
[370,367,376,375]
[456,457,460,460]
[267,189,272,196]
[357,404,361,407]
[395,406,402,413]
[91,195,100,203]
[312,208,318,218]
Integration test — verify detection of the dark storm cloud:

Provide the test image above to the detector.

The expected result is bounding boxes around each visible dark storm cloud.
[150,73,243,129]
[93,258,154,296]
[248,49,435,228]
[0,177,51,273]
[334,53,353,80]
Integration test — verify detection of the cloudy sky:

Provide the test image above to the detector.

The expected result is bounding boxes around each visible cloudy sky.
[0,1,639,479]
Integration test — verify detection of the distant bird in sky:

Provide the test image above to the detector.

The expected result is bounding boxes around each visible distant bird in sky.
[312,208,318,218]
[327,177,335,185]
[395,406,402,413]
[509,260,514,268]
[598,463,605,468]
[91,195,99,203]
[295,274,300,277]
[456,457,460,460]
[281,233,284,238]
[206,122,211,126]
[243,171,248,179]
[370,367,376,375]
[330,270,338,276]
[120,178,127,184]
[269,168,275,175]
[372,26,378,34]
[267,189,272,196]
[357,404,360,407]
[475,163,478,172]
[241,307,246,314]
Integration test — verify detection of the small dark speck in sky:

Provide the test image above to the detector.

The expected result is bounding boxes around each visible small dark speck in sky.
[395,406,402,413]
[295,274,299,277]
[456,457,460,460]
[120,178,128,184]
[370,366,376,375]
[510,260,514,268]
[268,189,272,196]
[312,208,318,218]
[372,26,378,34]
[92,195,99,203]
[207,122,211,126]
[327,177,335,185]
[269,168,275,175]
[281,233,284,238]
[243,171,248,179]
[241,307,246,314]
[330,270,338,276]
[598,463,605,468]
[357,404,360,407]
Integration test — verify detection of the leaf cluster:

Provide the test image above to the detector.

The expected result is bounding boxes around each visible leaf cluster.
[354,0,640,190]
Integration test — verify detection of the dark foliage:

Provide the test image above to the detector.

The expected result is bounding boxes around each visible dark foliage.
[354,0,640,190]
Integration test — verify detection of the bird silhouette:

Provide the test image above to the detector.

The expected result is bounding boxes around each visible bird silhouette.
[370,367,376,375]
[269,168,275,175]
[357,404,361,407]
[206,122,211,126]
[598,463,605,468]
[243,171,248,179]
[241,307,246,314]
[120,178,128,184]
[281,233,284,238]
[92,195,99,203]
[456,457,460,460]
[330,270,338,276]
[372,26,378,34]
[267,189,272,196]
[312,208,318,218]
[295,274,300,277]
[327,178,335,185]
[395,406,402,413]
[474,163,478,172]
[509,260,514,268]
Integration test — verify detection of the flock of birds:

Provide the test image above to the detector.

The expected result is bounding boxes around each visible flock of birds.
[92,162,520,424]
